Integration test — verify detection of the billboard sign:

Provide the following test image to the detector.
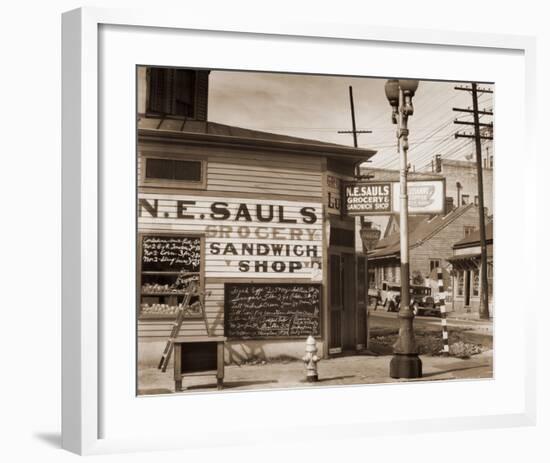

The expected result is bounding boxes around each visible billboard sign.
[344,179,445,216]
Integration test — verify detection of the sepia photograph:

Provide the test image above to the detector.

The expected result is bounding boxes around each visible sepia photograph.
[135,66,494,395]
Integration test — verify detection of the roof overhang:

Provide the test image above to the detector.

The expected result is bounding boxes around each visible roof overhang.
[138,128,377,162]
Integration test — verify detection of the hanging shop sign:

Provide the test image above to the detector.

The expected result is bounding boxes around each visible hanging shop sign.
[359,227,382,251]
[344,179,445,216]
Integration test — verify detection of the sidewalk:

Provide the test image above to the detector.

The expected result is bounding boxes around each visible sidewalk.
[138,350,493,396]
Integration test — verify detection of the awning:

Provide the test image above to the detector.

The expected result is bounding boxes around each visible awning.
[447,253,481,271]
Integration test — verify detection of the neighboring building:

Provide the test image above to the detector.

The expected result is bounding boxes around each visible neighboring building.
[136,66,377,368]
[429,157,493,215]
[448,222,494,317]
[367,204,481,308]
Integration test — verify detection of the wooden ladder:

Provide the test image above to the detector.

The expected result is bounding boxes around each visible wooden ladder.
[157,278,210,372]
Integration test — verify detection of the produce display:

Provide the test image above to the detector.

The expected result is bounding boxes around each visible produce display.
[141,274,200,294]
[140,301,202,317]
[141,283,185,294]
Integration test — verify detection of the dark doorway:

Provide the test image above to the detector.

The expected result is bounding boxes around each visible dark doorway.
[328,253,357,354]
[342,253,356,350]
[329,254,343,354]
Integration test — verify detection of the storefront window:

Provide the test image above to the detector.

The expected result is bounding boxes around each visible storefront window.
[457,271,465,296]
[472,270,480,296]
[139,234,203,319]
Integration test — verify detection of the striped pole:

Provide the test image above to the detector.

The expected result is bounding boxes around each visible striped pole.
[437,267,450,357]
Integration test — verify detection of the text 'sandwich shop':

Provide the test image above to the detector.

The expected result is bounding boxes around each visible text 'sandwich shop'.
[137,121,376,367]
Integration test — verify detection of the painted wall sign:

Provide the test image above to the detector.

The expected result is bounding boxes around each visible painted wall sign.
[326,173,342,214]
[326,172,354,215]
[344,179,445,215]
[138,194,323,279]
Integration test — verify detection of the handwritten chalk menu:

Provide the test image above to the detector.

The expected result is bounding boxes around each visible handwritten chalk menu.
[224,283,321,338]
[141,235,201,272]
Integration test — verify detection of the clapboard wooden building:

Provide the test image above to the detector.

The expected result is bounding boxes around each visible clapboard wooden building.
[136,67,376,366]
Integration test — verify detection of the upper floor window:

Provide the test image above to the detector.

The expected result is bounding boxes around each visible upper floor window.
[464,226,476,238]
[142,155,206,189]
[147,68,196,118]
[429,259,440,273]
[461,194,470,205]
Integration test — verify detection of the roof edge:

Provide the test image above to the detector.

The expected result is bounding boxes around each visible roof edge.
[138,127,377,160]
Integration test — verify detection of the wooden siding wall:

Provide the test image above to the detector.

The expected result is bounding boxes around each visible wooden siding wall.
[138,150,323,199]
[138,146,324,340]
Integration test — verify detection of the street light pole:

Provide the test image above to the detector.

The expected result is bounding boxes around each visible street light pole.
[385,79,422,379]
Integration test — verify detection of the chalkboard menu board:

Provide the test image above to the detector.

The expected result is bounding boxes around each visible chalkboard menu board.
[224,283,321,339]
[141,235,201,272]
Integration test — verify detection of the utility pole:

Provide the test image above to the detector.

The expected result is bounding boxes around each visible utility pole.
[453,83,493,320]
[338,85,374,351]
[338,86,373,149]
[337,85,374,213]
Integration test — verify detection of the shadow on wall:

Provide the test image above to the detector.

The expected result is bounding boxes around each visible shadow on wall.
[225,342,268,365]
[212,309,267,364]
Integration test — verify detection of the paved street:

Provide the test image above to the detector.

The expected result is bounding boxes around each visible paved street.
[370,309,493,333]
[368,310,493,349]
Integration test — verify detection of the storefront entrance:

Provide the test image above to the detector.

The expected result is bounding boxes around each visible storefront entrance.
[329,253,357,353]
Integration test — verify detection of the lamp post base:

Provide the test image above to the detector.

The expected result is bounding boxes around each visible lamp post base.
[390,354,422,379]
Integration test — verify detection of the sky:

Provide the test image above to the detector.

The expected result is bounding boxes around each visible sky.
[207,70,494,171]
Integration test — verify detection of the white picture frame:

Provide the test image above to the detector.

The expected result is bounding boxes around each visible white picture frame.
[62,7,537,455]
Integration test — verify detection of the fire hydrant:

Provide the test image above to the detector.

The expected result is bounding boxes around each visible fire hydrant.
[302,335,320,382]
